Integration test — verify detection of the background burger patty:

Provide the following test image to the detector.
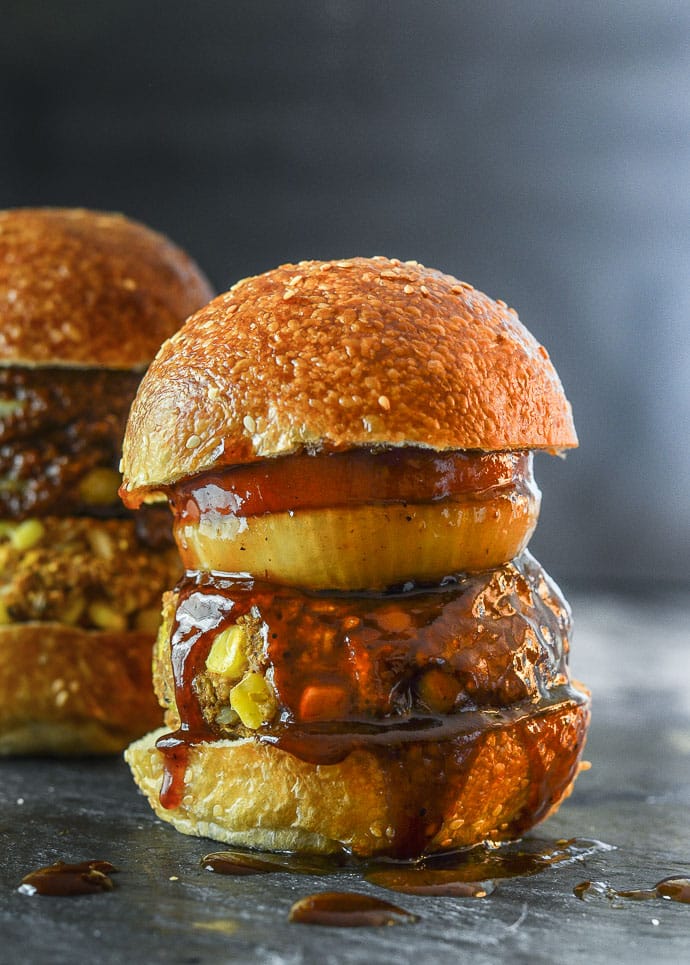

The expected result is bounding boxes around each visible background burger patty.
[0,366,140,518]
[0,515,180,630]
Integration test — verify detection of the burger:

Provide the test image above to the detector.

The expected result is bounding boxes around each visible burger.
[0,208,213,755]
[122,256,588,857]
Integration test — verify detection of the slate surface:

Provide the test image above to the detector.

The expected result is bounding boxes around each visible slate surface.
[1,592,689,964]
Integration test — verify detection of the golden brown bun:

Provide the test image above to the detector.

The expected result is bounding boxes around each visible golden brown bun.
[0,623,163,755]
[125,690,589,857]
[121,257,577,499]
[0,208,213,369]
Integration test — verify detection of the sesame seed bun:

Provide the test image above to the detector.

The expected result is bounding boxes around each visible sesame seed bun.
[121,257,577,500]
[0,623,163,755]
[0,208,213,369]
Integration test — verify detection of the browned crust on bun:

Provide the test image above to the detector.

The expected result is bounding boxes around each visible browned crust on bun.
[0,623,163,755]
[0,208,213,369]
[125,691,589,856]
[121,257,577,498]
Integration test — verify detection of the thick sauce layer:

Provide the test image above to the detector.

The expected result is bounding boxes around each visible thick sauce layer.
[170,448,535,521]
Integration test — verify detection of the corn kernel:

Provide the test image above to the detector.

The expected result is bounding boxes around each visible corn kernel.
[87,528,114,560]
[205,625,249,678]
[88,600,126,631]
[79,467,121,506]
[11,519,45,551]
[230,673,276,729]
[299,684,349,722]
[0,399,21,417]
[62,595,85,626]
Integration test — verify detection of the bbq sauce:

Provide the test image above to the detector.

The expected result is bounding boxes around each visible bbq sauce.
[156,555,588,854]
[170,448,535,520]
[367,838,606,895]
[202,838,609,896]
[18,860,117,896]
[656,878,690,903]
[156,582,250,809]
[201,838,614,928]
[288,892,418,927]
[201,850,342,876]
[364,873,494,898]
[574,877,690,905]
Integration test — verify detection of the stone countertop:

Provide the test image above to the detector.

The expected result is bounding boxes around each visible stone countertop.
[1,591,689,964]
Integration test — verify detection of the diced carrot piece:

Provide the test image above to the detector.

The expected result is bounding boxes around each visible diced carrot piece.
[299,684,350,722]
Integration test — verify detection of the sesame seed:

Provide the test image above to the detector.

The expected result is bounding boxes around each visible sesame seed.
[243,415,256,433]
[185,434,201,449]
[121,278,137,290]
[420,285,430,297]
[377,395,390,410]
[403,284,414,295]
[232,357,251,375]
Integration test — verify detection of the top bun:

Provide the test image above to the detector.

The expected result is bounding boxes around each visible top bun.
[121,257,577,499]
[0,208,213,369]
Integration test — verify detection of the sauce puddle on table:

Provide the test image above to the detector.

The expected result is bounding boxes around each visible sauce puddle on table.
[18,860,117,896]
[288,892,418,927]
[202,836,612,925]
[574,876,690,905]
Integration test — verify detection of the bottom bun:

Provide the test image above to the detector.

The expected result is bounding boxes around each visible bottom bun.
[0,623,162,755]
[125,689,590,857]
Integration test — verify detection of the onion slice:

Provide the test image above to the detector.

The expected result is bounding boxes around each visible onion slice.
[175,491,540,591]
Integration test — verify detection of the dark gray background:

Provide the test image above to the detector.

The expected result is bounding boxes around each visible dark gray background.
[1,0,688,590]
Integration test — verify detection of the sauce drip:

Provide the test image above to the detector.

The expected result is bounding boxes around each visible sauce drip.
[656,877,690,903]
[574,876,690,905]
[18,860,117,896]
[288,892,418,927]
[202,850,343,876]
[367,873,494,898]
[156,585,249,809]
